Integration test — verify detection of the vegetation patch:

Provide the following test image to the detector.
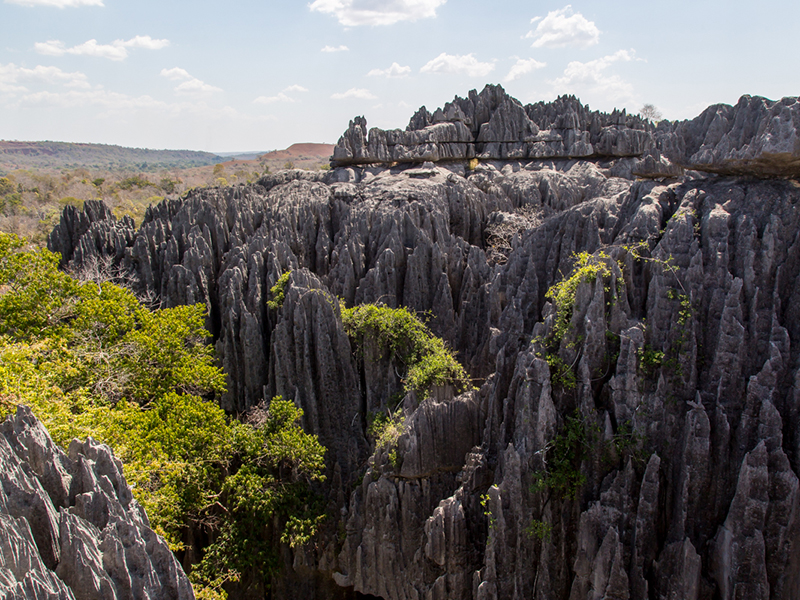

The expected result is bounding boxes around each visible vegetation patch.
[544,353,577,391]
[367,409,406,470]
[531,412,595,500]
[637,345,665,375]
[0,233,326,599]
[533,250,618,393]
[545,250,615,345]
[341,303,470,399]
[525,518,553,542]
[267,271,291,310]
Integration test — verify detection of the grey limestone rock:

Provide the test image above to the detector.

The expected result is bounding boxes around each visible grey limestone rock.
[330,85,800,179]
[0,407,193,600]
[44,89,800,600]
[657,95,800,177]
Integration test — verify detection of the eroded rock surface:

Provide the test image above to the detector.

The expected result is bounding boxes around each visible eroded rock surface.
[45,87,800,600]
[331,85,800,179]
[0,406,193,600]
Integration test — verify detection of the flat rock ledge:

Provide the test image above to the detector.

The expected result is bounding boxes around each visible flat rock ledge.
[0,406,194,600]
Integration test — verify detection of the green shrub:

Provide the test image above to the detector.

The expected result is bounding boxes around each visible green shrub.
[525,519,553,542]
[531,412,594,500]
[367,408,406,448]
[637,345,664,375]
[58,196,84,209]
[545,251,614,345]
[544,353,576,391]
[0,177,14,196]
[341,304,470,398]
[267,271,290,310]
[116,174,154,191]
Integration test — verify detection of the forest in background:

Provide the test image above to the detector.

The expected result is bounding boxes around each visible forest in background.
[0,142,333,244]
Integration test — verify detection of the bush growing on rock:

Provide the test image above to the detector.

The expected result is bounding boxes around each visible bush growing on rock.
[341,303,471,398]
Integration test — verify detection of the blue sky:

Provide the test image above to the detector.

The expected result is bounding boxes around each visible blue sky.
[1,0,798,152]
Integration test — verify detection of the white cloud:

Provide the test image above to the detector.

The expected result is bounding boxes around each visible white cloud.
[35,35,169,61]
[550,49,637,103]
[175,79,222,94]
[526,5,599,49]
[36,39,125,60]
[331,87,377,100]
[122,35,170,50]
[367,62,411,78]
[310,0,445,26]
[321,45,349,52]
[160,67,192,81]
[420,52,495,77]
[503,57,546,82]
[5,0,103,6]
[160,67,221,94]
[254,85,308,104]
[34,40,69,56]
[254,92,294,104]
[0,62,90,93]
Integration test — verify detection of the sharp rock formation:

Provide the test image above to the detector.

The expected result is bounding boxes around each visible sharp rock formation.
[45,84,800,600]
[0,406,194,600]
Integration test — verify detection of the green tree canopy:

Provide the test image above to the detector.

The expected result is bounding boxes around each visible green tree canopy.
[0,233,326,599]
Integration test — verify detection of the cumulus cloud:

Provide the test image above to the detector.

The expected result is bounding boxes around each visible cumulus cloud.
[0,62,90,93]
[331,87,377,100]
[321,45,349,52]
[174,79,222,94]
[310,0,445,26]
[526,5,599,48]
[420,53,495,77]
[254,85,308,104]
[35,35,169,61]
[254,92,294,104]
[503,57,546,82]
[6,0,103,6]
[160,67,221,94]
[367,62,411,78]
[550,49,637,103]
[159,67,191,81]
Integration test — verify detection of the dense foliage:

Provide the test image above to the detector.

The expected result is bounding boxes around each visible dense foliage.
[0,233,325,599]
[341,303,471,398]
[267,271,291,310]
[544,250,615,345]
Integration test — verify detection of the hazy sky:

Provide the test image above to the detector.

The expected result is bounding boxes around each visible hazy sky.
[1,0,798,152]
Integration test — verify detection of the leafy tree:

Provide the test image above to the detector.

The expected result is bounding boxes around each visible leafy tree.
[0,232,326,599]
[0,177,14,196]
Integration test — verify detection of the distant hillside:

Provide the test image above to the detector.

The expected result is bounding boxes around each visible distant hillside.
[216,151,269,161]
[0,141,224,173]
[258,142,334,170]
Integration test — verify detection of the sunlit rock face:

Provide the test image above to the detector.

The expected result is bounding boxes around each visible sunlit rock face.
[48,86,800,600]
[0,406,194,600]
